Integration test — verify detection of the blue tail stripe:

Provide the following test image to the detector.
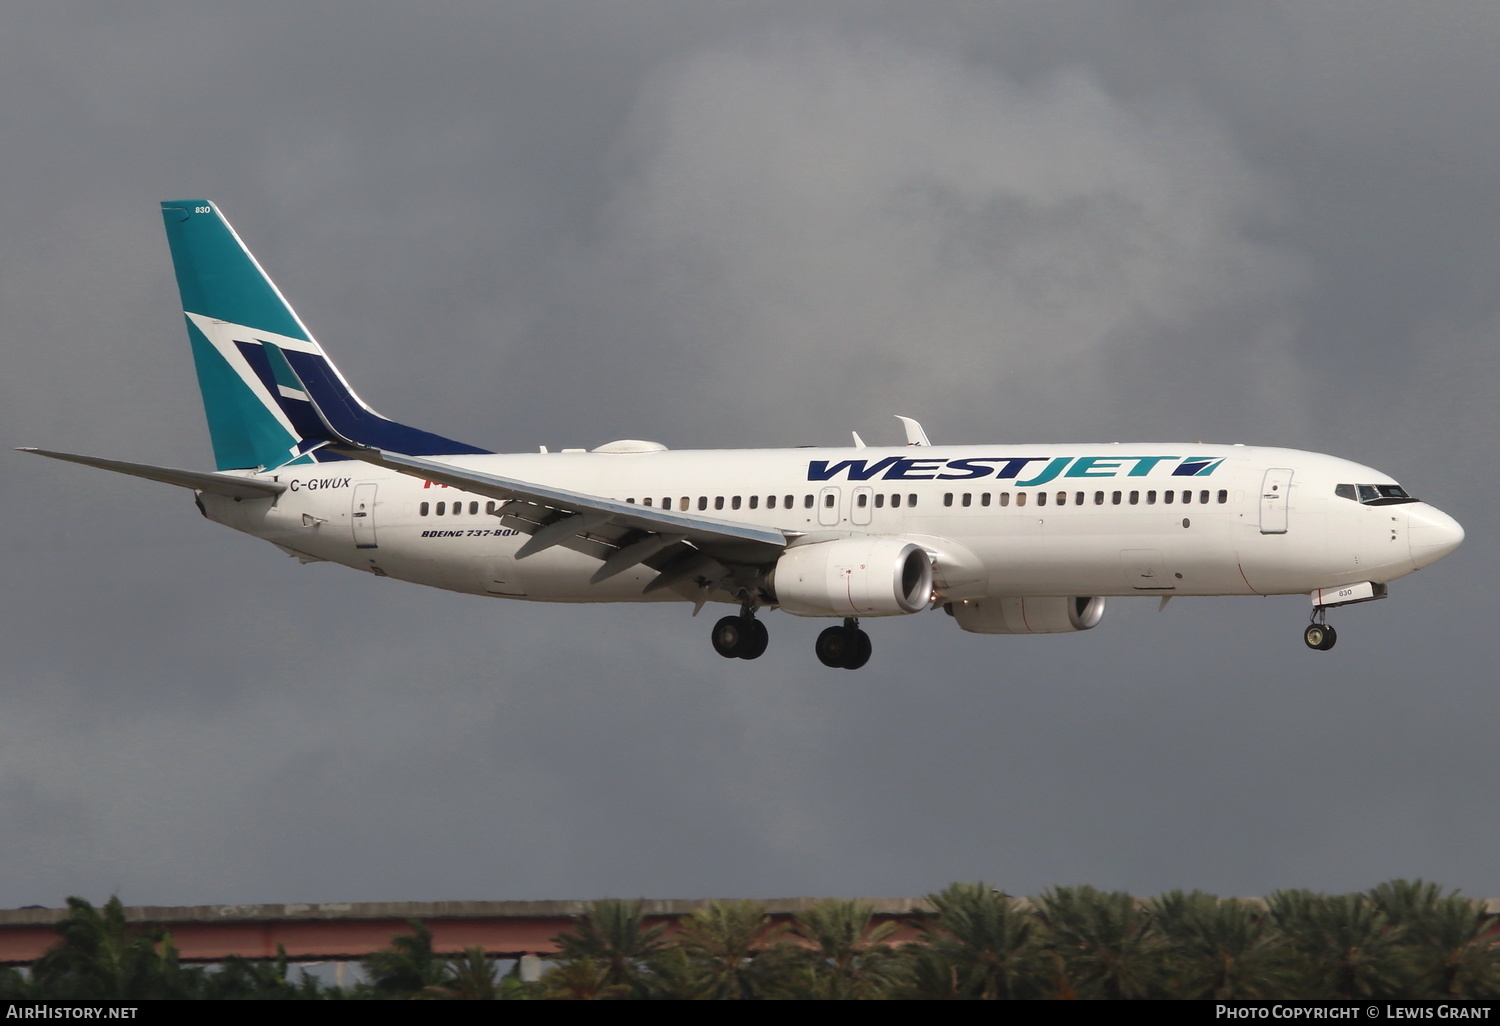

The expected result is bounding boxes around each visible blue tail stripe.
[281,349,491,456]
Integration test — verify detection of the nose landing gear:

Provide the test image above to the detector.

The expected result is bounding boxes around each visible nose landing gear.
[816,618,872,670]
[711,605,769,660]
[1303,610,1338,651]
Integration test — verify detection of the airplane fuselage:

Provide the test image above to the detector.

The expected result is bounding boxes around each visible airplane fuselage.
[201,442,1457,610]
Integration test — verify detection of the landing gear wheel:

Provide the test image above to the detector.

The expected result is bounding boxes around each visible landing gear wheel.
[816,626,851,668]
[740,618,769,660]
[1317,624,1337,651]
[843,628,872,670]
[815,624,873,669]
[1303,623,1337,651]
[712,615,750,659]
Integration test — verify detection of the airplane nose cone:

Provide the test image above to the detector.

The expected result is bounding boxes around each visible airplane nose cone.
[1408,505,1464,569]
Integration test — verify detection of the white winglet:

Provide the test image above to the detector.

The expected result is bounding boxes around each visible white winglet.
[895,416,932,446]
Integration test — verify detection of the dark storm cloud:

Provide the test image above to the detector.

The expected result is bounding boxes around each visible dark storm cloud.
[2,1,1498,908]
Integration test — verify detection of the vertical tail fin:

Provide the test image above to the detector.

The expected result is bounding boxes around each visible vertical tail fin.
[161,201,488,470]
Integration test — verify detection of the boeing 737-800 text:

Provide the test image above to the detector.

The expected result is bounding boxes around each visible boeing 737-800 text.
[21,202,1465,668]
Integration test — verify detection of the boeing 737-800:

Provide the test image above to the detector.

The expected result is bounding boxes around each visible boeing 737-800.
[21,201,1466,668]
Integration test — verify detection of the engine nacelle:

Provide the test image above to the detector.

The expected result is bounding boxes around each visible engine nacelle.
[772,538,933,618]
[946,595,1106,634]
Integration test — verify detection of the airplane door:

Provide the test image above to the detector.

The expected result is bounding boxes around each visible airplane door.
[1259,468,1293,535]
[352,483,378,549]
[851,486,873,526]
[818,486,841,527]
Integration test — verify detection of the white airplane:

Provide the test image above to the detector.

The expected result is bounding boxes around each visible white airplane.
[21,201,1465,668]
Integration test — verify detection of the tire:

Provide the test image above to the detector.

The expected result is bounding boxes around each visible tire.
[816,625,850,668]
[712,615,747,658]
[842,628,872,670]
[1304,624,1327,651]
[739,618,769,660]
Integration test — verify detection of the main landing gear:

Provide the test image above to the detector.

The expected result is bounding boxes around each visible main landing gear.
[1303,609,1338,651]
[711,609,769,660]
[816,618,872,670]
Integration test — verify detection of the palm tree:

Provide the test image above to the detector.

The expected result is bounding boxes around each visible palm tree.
[29,896,200,1000]
[538,957,631,1000]
[1369,880,1500,998]
[361,920,449,998]
[1268,890,1410,999]
[549,899,668,998]
[1036,886,1162,999]
[1150,891,1295,999]
[788,899,905,1000]
[674,899,793,1000]
[915,883,1045,999]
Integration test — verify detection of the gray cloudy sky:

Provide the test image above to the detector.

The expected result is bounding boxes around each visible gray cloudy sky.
[3,1,1498,908]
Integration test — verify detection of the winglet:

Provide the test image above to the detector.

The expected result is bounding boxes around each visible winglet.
[896,416,932,446]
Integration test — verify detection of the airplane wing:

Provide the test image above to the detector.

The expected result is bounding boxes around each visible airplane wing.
[17,448,287,500]
[332,445,792,595]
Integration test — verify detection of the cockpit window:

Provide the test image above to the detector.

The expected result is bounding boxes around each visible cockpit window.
[1337,483,1416,505]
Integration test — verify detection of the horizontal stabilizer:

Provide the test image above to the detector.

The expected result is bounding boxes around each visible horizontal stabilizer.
[18,449,285,499]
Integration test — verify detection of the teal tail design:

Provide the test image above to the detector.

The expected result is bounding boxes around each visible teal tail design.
[161,201,487,470]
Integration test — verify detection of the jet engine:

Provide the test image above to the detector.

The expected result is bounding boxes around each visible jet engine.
[771,538,933,618]
[946,595,1106,634]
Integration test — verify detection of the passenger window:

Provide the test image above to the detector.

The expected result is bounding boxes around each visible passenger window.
[766,495,776,509]
[804,495,813,509]
[643,497,652,507]
[699,496,708,511]
[1146,491,1156,505]
[855,494,866,508]
[1094,491,1104,505]
[714,496,724,510]
[1075,492,1084,506]
[470,501,479,515]
[944,493,954,507]
[786,495,795,508]
[732,496,742,510]
[875,493,885,508]
[749,495,759,509]
[999,492,1010,507]
[1199,490,1209,504]
[1037,491,1048,507]
[1217,490,1228,504]
[680,497,689,512]
[962,493,972,507]
[892,494,902,508]
[1016,492,1027,507]
[1129,491,1139,505]
[823,494,835,508]
[981,493,991,507]
[436,501,446,515]
[1112,491,1122,505]
[907,494,917,507]
[1056,491,1067,506]
[1180,490,1190,505]
[1163,490,1173,504]
[420,502,429,516]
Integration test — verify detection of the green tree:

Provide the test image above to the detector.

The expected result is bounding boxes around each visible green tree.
[361,920,449,998]
[675,899,794,1000]
[1036,886,1162,999]
[1150,891,1295,999]
[787,899,905,1000]
[1269,890,1409,999]
[912,883,1045,999]
[1369,880,1500,999]
[29,896,201,1000]
[548,899,668,998]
